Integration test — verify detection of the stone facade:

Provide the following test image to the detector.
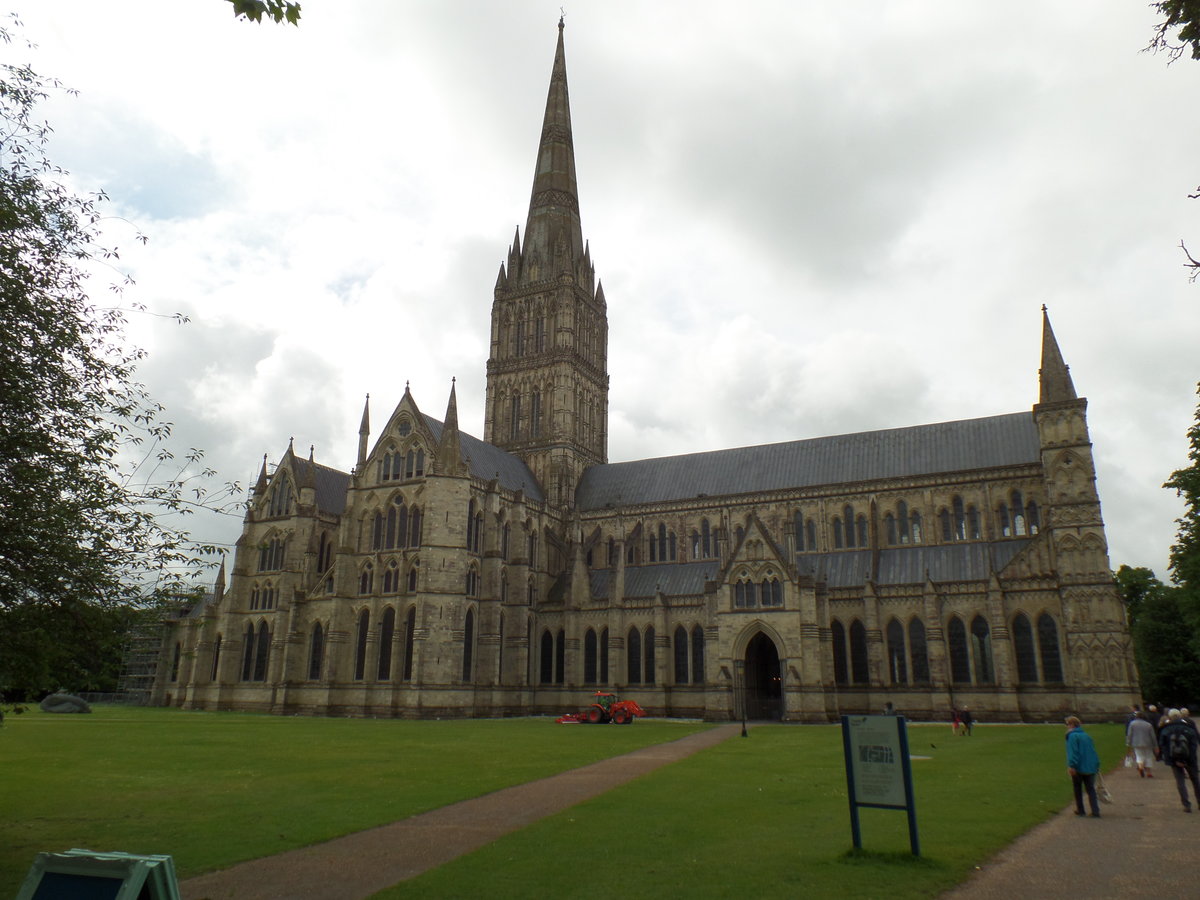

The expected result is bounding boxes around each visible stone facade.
[154,22,1139,723]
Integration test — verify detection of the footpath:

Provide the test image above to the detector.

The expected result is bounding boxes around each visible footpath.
[940,757,1197,899]
[181,725,1199,900]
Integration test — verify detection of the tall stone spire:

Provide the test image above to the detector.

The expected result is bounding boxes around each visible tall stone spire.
[484,19,609,509]
[1038,306,1077,405]
[520,16,585,278]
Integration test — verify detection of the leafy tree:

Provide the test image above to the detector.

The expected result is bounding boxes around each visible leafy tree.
[227,0,301,25]
[1121,385,1200,705]
[1115,564,1169,626]
[1164,385,1200,598]
[1148,1,1200,61]
[0,21,239,697]
[1147,3,1200,277]
[1129,586,1200,703]
[1115,564,1200,701]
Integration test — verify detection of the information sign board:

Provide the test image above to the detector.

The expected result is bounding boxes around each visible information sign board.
[841,714,920,855]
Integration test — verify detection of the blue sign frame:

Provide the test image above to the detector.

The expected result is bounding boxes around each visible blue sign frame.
[841,714,920,856]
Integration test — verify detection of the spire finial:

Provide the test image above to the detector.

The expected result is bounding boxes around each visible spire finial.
[519,17,583,281]
[1038,306,1077,404]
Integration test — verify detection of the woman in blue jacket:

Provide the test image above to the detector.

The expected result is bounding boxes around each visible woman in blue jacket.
[1065,715,1102,818]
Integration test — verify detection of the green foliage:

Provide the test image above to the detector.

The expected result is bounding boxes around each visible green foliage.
[227,0,301,25]
[0,601,155,697]
[1114,564,1168,626]
[0,19,241,692]
[0,709,707,893]
[1148,1,1200,61]
[1164,384,1200,592]
[1130,584,1200,702]
[1161,383,1200,672]
[1114,563,1200,701]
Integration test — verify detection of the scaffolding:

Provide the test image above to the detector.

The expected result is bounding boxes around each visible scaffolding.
[116,617,169,705]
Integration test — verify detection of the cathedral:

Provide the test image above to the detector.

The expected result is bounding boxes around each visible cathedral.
[154,22,1139,723]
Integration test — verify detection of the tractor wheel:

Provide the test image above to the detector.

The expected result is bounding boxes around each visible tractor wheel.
[587,707,604,724]
[614,709,632,725]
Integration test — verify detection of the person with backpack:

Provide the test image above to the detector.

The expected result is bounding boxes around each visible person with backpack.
[1157,709,1200,812]
[1065,715,1102,818]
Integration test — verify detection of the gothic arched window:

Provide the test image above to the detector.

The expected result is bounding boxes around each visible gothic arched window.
[849,620,869,685]
[555,629,566,684]
[540,630,554,684]
[1038,613,1064,682]
[1013,613,1038,682]
[267,477,292,517]
[627,627,642,683]
[462,609,475,682]
[691,624,705,685]
[308,623,323,681]
[948,616,971,683]
[402,607,416,680]
[908,618,930,683]
[674,626,689,684]
[831,620,848,685]
[378,608,396,680]
[886,618,907,684]
[584,629,598,684]
[970,615,994,684]
[354,609,370,681]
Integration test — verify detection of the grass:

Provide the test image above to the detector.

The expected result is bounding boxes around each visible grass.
[0,705,708,896]
[0,709,1127,900]
[382,722,1128,900]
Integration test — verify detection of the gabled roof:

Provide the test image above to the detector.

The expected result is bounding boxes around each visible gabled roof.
[288,456,351,515]
[576,411,1040,510]
[422,415,544,502]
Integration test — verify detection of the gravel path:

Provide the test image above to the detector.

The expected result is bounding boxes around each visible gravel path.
[939,758,1199,899]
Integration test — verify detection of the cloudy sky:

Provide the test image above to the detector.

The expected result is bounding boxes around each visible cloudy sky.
[16,1,1200,581]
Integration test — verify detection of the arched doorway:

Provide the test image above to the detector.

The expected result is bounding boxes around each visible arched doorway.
[744,632,783,720]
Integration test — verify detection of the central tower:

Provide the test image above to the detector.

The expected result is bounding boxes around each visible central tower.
[484,19,609,509]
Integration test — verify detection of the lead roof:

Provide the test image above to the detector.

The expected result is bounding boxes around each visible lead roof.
[576,411,1040,510]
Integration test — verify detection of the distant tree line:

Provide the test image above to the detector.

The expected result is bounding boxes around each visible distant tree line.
[1117,387,1200,703]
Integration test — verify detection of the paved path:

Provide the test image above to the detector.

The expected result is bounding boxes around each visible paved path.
[181,724,741,900]
[940,759,1199,899]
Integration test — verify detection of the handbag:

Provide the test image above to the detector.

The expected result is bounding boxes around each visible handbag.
[1097,773,1114,804]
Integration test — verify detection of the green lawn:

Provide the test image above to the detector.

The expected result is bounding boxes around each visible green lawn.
[0,708,1126,900]
[385,722,1128,900]
[0,706,708,895]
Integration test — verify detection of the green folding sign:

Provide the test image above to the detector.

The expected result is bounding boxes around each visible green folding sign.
[15,849,180,900]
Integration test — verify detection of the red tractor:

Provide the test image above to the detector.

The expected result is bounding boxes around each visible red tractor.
[556,691,645,725]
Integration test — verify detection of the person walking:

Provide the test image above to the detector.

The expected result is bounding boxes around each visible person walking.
[1158,708,1200,812]
[961,706,974,736]
[1127,712,1157,778]
[1065,715,1101,818]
